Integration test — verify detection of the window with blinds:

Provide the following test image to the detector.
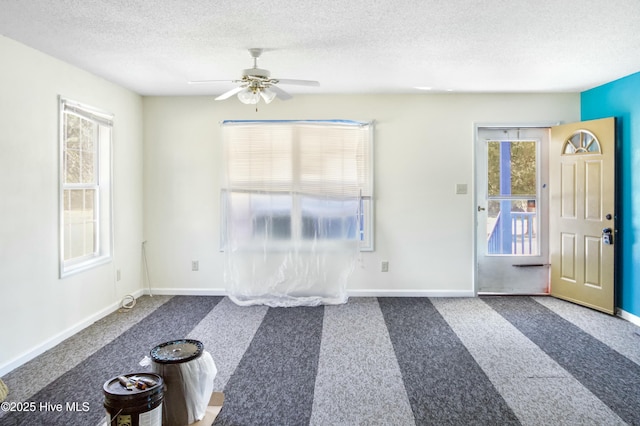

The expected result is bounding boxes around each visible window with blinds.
[59,97,113,277]
[221,120,374,250]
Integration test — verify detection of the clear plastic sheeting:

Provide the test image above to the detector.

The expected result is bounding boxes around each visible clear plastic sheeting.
[221,120,370,307]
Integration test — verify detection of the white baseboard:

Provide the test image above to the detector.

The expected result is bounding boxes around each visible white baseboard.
[146,287,227,296]
[617,308,640,327]
[348,289,475,298]
[0,289,144,377]
[147,288,475,298]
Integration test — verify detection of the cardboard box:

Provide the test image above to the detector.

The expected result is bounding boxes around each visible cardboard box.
[190,392,225,426]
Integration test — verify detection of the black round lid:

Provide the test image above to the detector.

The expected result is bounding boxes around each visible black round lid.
[150,339,204,364]
[103,372,163,398]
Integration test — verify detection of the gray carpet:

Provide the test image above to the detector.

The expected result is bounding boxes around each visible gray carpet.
[378,297,520,425]
[483,296,640,425]
[1,296,639,426]
[214,306,324,425]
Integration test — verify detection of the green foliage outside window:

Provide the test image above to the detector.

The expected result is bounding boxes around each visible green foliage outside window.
[487,141,537,214]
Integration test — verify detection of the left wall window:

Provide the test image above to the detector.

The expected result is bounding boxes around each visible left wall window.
[59,97,113,278]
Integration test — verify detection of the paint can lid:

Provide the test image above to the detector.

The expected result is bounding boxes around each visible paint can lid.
[150,339,204,364]
[103,372,163,398]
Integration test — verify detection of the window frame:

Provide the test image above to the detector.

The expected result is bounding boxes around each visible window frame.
[58,97,114,278]
[220,120,374,252]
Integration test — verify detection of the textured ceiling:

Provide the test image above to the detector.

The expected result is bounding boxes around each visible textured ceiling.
[1,0,639,96]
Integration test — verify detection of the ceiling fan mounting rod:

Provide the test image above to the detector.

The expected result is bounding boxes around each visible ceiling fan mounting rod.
[248,48,263,69]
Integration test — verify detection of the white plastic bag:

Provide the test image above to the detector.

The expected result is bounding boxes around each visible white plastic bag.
[180,350,217,423]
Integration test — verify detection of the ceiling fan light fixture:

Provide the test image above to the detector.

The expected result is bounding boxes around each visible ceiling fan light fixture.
[260,87,276,104]
[237,88,260,104]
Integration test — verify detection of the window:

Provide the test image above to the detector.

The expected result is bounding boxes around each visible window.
[562,129,602,154]
[59,97,113,277]
[486,139,539,255]
[221,120,374,250]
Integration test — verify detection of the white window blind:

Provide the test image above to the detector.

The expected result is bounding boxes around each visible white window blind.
[223,121,372,198]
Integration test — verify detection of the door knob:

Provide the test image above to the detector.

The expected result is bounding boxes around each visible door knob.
[478,206,486,212]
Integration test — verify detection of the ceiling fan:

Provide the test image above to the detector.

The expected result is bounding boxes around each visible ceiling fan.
[189,48,319,105]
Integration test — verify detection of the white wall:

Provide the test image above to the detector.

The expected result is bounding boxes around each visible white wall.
[143,93,579,296]
[0,36,144,375]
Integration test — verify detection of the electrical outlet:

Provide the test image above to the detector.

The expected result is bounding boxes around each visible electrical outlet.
[192,260,199,271]
[381,261,389,272]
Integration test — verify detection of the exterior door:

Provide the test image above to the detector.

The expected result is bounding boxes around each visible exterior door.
[476,127,550,294]
[549,118,616,314]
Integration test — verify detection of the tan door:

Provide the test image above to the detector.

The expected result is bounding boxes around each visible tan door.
[549,117,615,314]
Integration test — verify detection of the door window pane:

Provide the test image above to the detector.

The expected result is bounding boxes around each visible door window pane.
[487,199,538,255]
[487,141,537,197]
[486,140,539,256]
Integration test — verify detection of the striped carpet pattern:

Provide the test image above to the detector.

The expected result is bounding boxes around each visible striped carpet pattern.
[1,296,639,426]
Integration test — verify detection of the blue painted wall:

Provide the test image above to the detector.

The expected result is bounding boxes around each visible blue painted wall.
[581,72,640,317]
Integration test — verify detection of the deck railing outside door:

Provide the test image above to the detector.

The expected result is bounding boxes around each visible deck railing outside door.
[488,211,536,255]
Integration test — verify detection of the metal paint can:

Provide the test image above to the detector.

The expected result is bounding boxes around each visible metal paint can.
[150,339,204,426]
[103,372,163,426]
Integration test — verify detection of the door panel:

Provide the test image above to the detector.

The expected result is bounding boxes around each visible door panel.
[561,163,576,217]
[584,236,602,287]
[560,233,576,281]
[585,161,602,220]
[549,118,615,314]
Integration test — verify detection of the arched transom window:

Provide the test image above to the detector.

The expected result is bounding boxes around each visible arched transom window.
[563,129,602,154]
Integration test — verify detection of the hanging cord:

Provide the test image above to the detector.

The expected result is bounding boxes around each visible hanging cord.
[118,295,136,313]
[142,241,153,297]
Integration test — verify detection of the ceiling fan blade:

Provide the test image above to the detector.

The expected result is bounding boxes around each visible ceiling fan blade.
[215,86,245,100]
[188,79,237,85]
[270,85,293,100]
[275,79,320,87]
